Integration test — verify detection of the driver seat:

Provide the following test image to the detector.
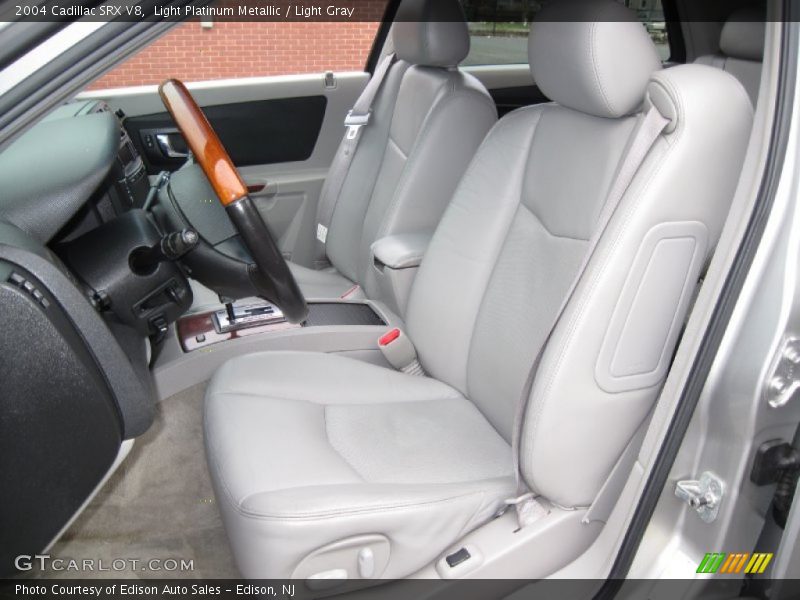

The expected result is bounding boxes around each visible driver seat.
[190,0,495,311]
[204,0,753,581]
[290,0,496,302]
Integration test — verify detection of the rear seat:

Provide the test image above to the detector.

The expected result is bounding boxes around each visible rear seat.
[695,5,765,106]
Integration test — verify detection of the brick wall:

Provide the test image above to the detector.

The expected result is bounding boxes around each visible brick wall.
[88,19,383,90]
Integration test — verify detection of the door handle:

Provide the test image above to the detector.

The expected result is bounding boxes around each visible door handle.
[155,133,189,159]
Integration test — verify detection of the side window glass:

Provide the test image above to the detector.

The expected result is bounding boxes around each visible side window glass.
[87,19,386,91]
[461,0,671,66]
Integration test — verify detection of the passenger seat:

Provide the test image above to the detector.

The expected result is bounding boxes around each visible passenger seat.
[695,5,765,106]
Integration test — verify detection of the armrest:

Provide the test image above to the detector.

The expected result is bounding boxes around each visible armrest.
[371,233,432,270]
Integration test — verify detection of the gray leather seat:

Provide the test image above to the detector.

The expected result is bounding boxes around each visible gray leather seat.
[290,0,496,301]
[695,5,765,106]
[190,0,495,311]
[205,0,753,580]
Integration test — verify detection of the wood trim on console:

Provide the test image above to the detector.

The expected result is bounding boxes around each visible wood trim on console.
[158,79,248,206]
[176,309,299,352]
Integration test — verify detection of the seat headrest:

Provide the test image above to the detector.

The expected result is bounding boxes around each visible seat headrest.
[529,0,662,119]
[720,5,766,61]
[392,0,469,68]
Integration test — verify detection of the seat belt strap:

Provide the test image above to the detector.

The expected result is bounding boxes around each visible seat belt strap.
[508,105,670,528]
[314,53,396,263]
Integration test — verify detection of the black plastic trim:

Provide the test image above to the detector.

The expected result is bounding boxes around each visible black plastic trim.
[304,302,386,327]
[365,0,402,73]
[663,0,686,64]
[0,240,156,439]
[489,84,549,116]
[0,275,122,576]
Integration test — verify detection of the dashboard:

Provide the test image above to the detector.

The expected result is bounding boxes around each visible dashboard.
[0,99,194,439]
[0,99,193,336]
[0,100,150,243]
[0,100,173,569]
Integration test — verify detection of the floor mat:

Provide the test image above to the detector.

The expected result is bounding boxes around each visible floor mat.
[32,382,239,579]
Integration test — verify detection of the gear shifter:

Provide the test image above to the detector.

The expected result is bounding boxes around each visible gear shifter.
[213,301,286,333]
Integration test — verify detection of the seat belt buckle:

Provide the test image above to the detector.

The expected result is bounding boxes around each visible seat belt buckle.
[344,110,370,140]
[378,328,424,376]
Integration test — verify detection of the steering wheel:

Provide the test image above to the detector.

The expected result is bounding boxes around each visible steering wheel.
[158,79,308,323]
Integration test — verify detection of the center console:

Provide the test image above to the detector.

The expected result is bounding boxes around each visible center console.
[153,294,397,399]
[176,300,386,352]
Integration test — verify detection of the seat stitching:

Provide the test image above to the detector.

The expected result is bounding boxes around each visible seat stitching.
[322,404,368,482]
[330,61,408,283]
[520,202,591,242]
[387,135,408,159]
[205,421,250,517]
[367,75,454,253]
[374,83,492,244]
[523,116,681,503]
[208,389,464,405]
[463,107,545,401]
[352,63,422,283]
[232,487,505,521]
[589,21,615,116]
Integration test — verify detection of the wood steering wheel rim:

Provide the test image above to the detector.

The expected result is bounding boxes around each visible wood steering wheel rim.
[158,79,247,206]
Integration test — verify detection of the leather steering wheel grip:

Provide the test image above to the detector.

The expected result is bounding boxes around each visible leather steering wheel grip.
[158,79,308,323]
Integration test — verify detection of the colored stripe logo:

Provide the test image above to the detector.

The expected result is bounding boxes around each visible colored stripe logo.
[697,552,773,574]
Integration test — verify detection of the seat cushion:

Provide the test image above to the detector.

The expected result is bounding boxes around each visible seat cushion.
[204,351,514,579]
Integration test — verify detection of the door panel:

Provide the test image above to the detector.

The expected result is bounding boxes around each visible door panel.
[80,72,368,267]
[245,169,326,268]
[126,95,328,172]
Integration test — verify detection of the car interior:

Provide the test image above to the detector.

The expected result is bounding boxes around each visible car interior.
[0,0,771,587]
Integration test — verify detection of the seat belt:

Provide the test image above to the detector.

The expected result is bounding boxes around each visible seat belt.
[506,104,671,527]
[313,53,396,265]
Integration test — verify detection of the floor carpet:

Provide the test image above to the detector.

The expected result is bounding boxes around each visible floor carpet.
[31,382,240,579]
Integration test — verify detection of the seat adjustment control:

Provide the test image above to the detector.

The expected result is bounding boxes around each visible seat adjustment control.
[357,547,374,578]
[306,568,347,591]
[445,547,471,568]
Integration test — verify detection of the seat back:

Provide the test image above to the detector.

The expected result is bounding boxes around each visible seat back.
[324,0,497,299]
[696,5,765,106]
[406,0,753,508]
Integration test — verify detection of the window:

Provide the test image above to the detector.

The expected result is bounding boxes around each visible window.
[87,17,387,91]
[461,0,671,67]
